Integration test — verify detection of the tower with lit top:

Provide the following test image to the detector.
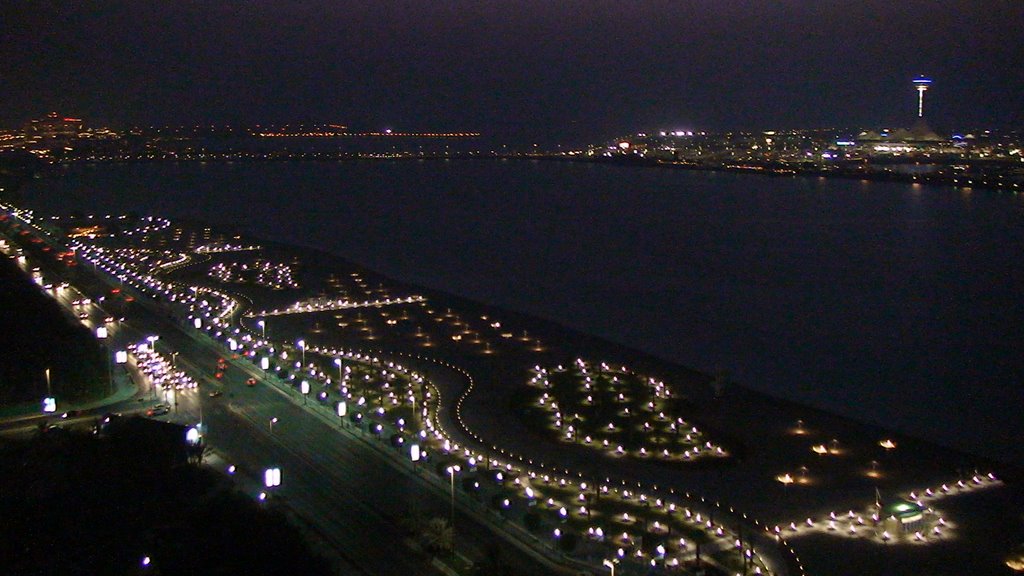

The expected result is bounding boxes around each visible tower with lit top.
[913,76,932,118]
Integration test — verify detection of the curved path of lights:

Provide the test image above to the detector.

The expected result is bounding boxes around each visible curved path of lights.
[11,208,849,576]
[16,206,1007,575]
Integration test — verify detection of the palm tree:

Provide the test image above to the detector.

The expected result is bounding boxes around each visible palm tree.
[420,517,453,554]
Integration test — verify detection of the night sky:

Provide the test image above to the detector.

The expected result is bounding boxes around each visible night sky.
[3,1,1022,143]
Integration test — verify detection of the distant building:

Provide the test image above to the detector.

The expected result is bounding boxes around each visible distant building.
[913,76,932,118]
[24,112,83,141]
[881,499,926,532]
[855,77,946,152]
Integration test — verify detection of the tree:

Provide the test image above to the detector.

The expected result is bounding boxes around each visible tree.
[419,517,453,554]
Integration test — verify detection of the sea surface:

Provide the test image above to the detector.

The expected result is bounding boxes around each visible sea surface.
[23,159,1024,465]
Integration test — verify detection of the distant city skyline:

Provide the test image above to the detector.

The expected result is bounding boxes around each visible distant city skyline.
[2,2,1022,145]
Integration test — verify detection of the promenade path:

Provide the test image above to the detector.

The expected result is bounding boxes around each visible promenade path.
[11,208,1020,576]
[248,242,1021,576]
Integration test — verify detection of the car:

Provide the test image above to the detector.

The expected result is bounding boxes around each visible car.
[246,377,257,387]
[146,404,170,417]
[208,390,223,398]
[215,371,224,379]
[78,312,89,319]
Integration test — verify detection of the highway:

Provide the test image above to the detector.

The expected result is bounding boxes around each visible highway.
[0,224,569,576]
[144,310,568,576]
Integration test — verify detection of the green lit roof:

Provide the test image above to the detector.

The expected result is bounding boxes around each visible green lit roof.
[883,500,925,519]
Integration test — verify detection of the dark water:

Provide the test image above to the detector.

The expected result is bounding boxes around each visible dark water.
[23,160,1024,465]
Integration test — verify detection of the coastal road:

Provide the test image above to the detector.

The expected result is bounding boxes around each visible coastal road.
[131,309,570,576]
[0,223,568,576]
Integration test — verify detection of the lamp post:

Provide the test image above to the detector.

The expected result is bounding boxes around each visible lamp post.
[167,352,180,413]
[297,339,305,367]
[270,417,278,434]
[334,358,343,391]
[96,326,114,394]
[447,465,460,551]
[42,368,56,414]
[257,319,265,340]
[603,558,618,576]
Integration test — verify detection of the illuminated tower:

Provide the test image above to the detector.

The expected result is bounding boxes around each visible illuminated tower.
[913,76,932,118]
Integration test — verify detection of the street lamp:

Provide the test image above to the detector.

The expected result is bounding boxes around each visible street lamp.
[270,417,278,434]
[447,465,461,549]
[297,339,305,366]
[334,357,343,389]
[257,319,265,339]
[603,558,618,576]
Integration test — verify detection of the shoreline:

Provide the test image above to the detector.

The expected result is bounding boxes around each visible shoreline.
[212,225,1019,477]
[546,154,1023,194]
[17,160,1023,471]
[193,224,1023,575]
[291,232,1024,469]
[19,205,1023,575]
[46,150,1024,194]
